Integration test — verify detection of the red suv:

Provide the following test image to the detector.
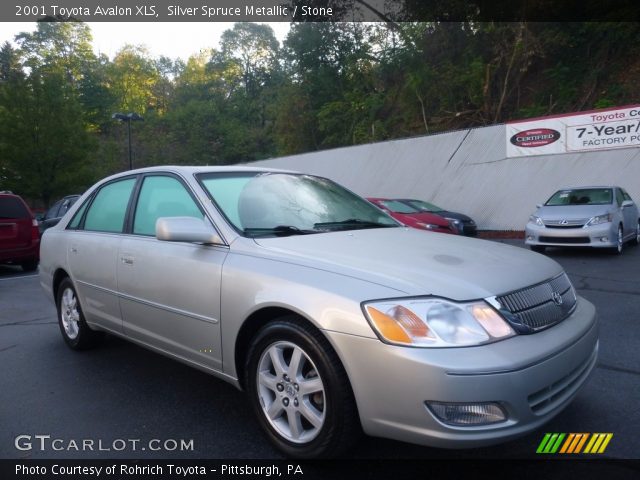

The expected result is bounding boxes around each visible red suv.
[367,198,457,234]
[0,192,40,271]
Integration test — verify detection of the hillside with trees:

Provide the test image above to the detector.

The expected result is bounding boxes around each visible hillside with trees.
[1,20,639,205]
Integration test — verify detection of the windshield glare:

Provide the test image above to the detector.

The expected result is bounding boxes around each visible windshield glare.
[545,188,613,206]
[379,200,420,214]
[199,172,398,236]
[406,200,442,212]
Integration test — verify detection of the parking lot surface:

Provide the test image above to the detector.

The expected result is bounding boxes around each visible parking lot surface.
[1,240,638,459]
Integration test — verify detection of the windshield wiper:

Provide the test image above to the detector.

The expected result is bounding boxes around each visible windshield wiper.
[244,225,318,237]
[313,219,396,230]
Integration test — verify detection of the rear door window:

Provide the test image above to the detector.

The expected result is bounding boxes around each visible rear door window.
[83,178,136,233]
[0,196,29,219]
[44,201,62,220]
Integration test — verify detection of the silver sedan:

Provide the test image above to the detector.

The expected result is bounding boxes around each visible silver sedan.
[525,186,640,254]
[40,167,598,457]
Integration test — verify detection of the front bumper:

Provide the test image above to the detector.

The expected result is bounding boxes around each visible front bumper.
[326,296,598,448]
[525,223,616,248]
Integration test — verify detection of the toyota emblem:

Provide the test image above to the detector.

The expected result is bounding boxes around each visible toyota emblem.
[551,292,563,306]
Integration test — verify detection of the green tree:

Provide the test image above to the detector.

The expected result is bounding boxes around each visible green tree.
[0,70,95,204]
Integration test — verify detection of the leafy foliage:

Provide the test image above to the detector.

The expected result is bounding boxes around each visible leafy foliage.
[1,20,639,207]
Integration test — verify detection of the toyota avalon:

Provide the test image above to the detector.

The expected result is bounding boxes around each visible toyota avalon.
[40,167,598,457]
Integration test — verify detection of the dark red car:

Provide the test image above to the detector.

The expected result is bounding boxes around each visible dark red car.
[367,197,457,234]
[0,192,40,271]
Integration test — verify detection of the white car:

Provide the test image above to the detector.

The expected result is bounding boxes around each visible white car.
[526,186,640,254]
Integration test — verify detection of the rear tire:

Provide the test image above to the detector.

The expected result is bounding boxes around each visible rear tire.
[245,317,360,458]
[21,259,38,272]
[56,278,104,350]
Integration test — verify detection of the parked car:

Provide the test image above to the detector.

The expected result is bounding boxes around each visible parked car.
[397,198,478,236]
[367,197,457,234]
[525,186,639,254]
[39,195,80,234]
[40,167,598,458]
[0,192,40,271]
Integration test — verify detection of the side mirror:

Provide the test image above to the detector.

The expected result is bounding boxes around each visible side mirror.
[622,200,634,208]
[156,217,223,245]
[535,204,542,209]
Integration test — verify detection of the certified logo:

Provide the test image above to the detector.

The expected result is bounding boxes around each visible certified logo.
[510,128,561,147]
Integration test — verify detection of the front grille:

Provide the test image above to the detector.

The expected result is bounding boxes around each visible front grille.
[539,236,590,244]
[496,273,577,332]
[528,345,597,415]
[543,219,588,228]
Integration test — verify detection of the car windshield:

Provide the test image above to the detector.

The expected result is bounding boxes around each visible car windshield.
[0,197,29,219]
[198,172,398,237]
[378,200,420,214]
[545,188,613,206]
[404,200,442,212]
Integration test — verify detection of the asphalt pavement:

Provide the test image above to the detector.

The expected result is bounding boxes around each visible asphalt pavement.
[0,240,638,460]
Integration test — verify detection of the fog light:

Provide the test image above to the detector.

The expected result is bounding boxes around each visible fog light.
[527,236,534,241]
[426,402,507,426]
[600,237,608,242]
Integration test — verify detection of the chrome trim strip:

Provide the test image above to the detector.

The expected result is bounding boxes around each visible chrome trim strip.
[76,280,219,325]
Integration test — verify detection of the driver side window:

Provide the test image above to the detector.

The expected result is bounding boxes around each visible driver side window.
[133,176,204,236]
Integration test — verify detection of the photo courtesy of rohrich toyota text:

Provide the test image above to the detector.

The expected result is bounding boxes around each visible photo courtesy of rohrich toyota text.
[0,1,639,479]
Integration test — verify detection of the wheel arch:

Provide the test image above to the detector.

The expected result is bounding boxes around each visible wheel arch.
[52,268,71,301]
[234,307,338,391]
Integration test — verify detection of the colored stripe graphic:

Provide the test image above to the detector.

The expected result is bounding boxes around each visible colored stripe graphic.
[584,433,614,454]
[538,433,613,454]
[536,433,565,453]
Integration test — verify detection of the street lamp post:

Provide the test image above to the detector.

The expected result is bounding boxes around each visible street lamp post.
[112,112,144,170]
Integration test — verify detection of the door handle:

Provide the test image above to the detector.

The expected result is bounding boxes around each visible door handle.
[70,245,78,254]
[121,255,134,265]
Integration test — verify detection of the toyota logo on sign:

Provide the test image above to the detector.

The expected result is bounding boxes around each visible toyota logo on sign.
[510,128,561,148]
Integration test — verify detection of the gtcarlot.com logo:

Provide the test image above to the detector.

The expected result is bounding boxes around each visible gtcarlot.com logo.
[14,435,194,452]
[536,433,613,454]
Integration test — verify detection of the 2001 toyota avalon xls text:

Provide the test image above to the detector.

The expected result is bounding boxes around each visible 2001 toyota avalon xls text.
[40,167,598,458]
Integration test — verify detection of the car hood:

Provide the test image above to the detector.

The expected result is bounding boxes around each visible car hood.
[535,205,611,219]
[251,228,562,300]
[436,210,473,223]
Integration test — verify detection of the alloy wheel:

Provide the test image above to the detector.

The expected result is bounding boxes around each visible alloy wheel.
[617,226,623,254]
[60,287,80,339]
[256,341,326,444]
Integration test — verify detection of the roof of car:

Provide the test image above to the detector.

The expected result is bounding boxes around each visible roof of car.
[97,165,298,185]
[556,186,619,190]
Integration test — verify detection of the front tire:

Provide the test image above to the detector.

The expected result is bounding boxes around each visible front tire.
[245,317,359,458]
[633,220,640,246]
[56,278,104,350]
[611,225,624,255]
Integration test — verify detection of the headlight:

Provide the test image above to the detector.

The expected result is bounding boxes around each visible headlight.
[363,298,515,347]
[445,218,462,230]
[529,215,544,226]
[584,213,612,227]
[415,222,440,230]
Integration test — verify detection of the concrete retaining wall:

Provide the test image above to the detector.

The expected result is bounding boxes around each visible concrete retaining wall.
[249,125,640,231]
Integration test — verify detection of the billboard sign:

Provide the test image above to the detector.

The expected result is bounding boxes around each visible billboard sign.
[506,105,640,157]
